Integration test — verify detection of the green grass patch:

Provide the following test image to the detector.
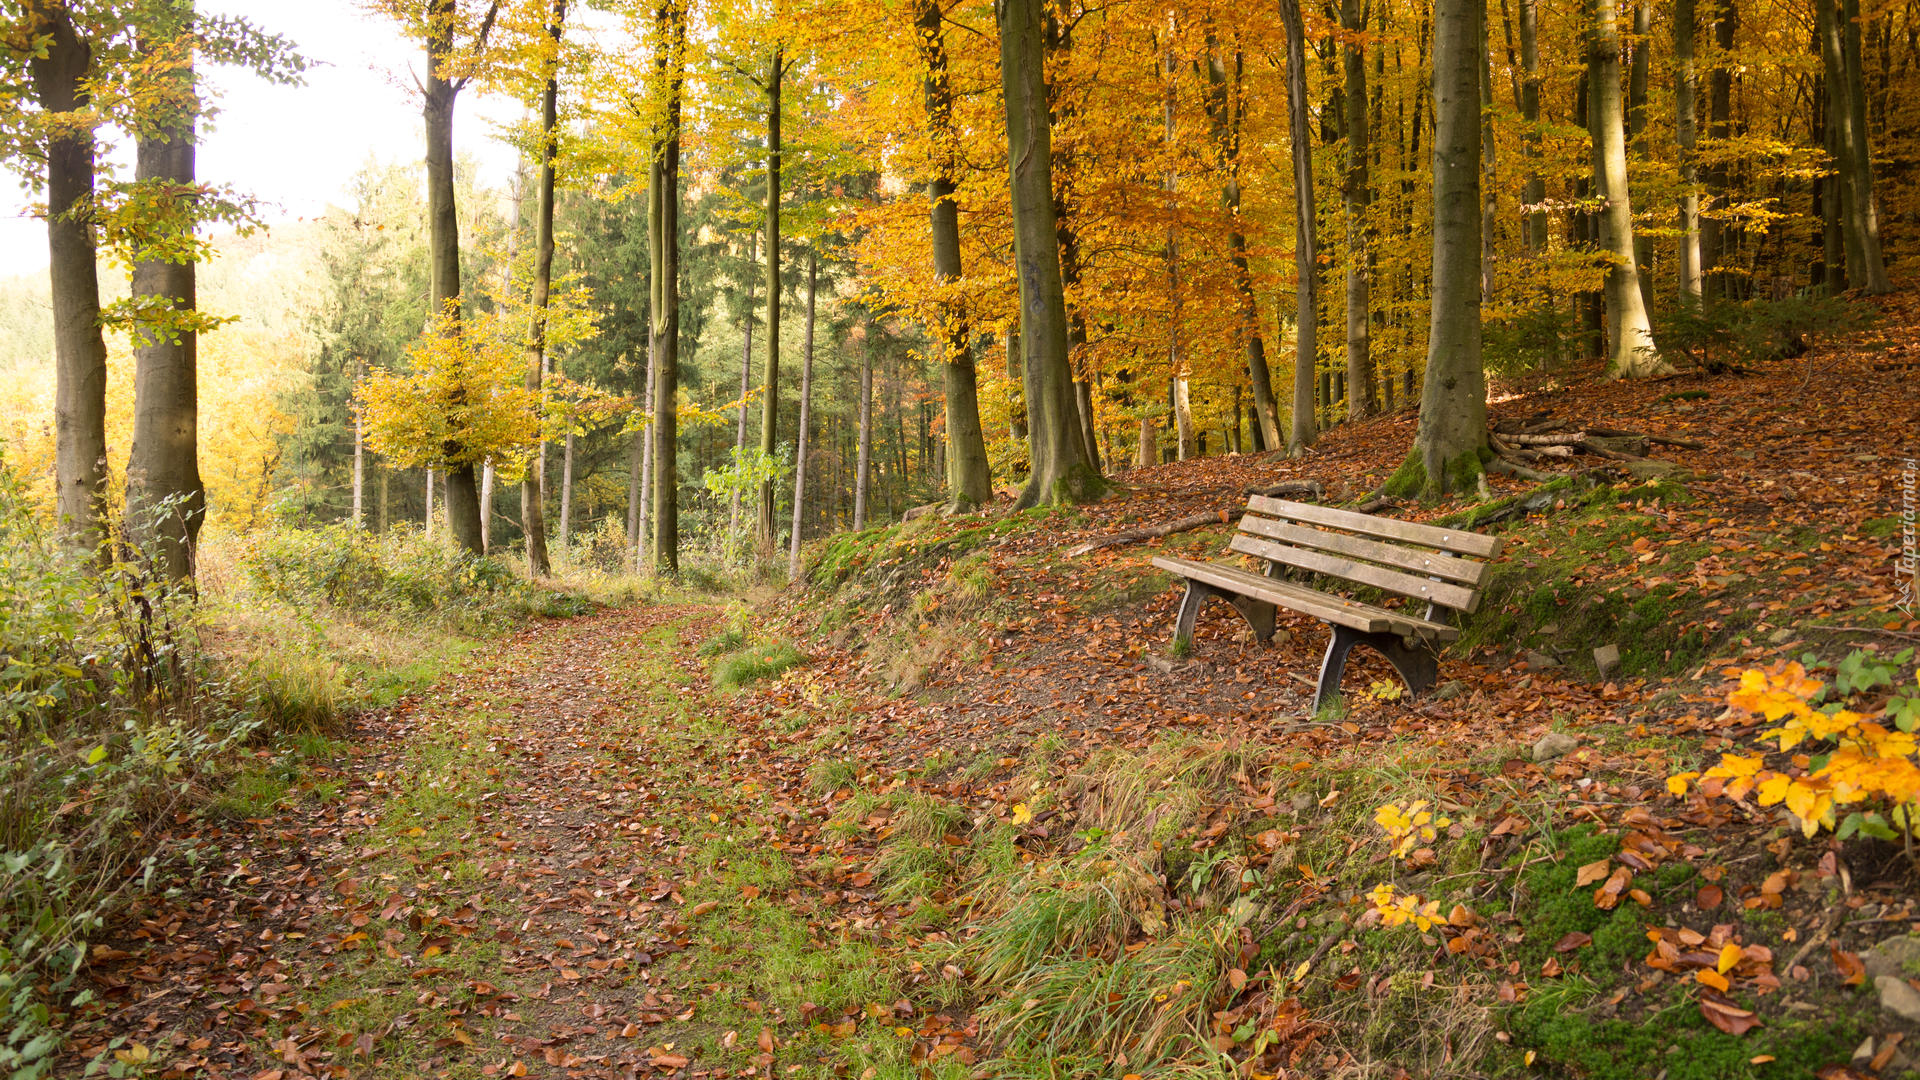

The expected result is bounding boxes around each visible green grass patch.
[714,641,804,689]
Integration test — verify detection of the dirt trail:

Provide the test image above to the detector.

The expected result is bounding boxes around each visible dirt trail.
[72,605,748,1079]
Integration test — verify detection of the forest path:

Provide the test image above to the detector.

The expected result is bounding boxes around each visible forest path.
[70,602,940,1080]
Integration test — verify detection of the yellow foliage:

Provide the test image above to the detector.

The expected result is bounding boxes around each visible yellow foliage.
[1367,883,1443,932]
[358,305,541,472]
[1671,662,1920,842]
[1373,799,1451,859]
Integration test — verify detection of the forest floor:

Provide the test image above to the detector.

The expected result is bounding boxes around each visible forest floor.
[64,295,1920,1080]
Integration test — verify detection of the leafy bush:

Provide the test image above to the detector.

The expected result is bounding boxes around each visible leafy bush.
[0,470,247,1073]
[238,523,533,626]
[1670,652,1920,861]
[1653,290,1875,374]
[1484,302,1577,377]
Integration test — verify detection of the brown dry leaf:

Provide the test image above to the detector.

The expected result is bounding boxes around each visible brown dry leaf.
[1699,998,1762,1036]
[1695,883,1724,910]
[1833,947,1867,986]
[1575,859,1612,887]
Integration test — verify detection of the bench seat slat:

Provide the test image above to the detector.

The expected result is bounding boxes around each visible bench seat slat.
[1151,556,1462,641]
[1227,533,1482,613]
[1235,515,1490,587]
[1246,495,1504,559]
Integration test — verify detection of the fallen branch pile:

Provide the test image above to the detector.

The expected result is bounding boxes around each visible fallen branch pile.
[1487,414,1701,481]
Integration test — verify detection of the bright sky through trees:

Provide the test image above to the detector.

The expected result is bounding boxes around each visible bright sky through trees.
[0,0,528,277]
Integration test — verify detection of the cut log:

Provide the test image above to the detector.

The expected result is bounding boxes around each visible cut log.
[1505,431,1586,446]
[1244,479,1326,499]
[1066,509,1233,558]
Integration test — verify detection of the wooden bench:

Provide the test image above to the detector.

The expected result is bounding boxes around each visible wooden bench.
[1151,496,1503,713]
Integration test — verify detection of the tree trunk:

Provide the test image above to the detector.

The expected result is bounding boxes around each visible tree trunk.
[352,390,365,527]
[425,0,483,555]
[1674,0,1703,297]
[650,1,683,574]
[1004,328,1027,446]
[788,251,816,580]
[480,459,493,551]
[1700,0,1735,295]
[520,0,565,575]
[1627,0,1653,311]
[1000,0,1100,508]
[756,48,784,559]
[558,425,574,558]
[127,2,203,581]
[29,5,109,546]
[1820,0,1892,293]
[1341,0,1378,421]
[1519,0,1546,252]
[854,338,873,529]
[1280,0,1318,454]
[1206,45,1283,450]
[1386,0,1488,498]
[1164,34,1193,463]
[1480,14,1498,301]
[425,468,435,539]
[916,0,991,511]
[731,230,756,539]
[1590,0,1667,377]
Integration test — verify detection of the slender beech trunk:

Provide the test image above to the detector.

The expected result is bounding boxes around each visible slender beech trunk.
[635,344,654,565]
[352,394,365,527]
[1280,0,1318,454]
[1675,0,1703,297]
[1517,0,1546,252]
[730,230,757,538]
[480,460,493,551]
[1479,14,1498,300]
[1005,328,1026,445]
[1165,33,1194,461]
[650,0,684,575]
[788,252,816,579]
[1700,0,1735,294]
[854,338,873,529]
[1000,0,1099,507]
[29,4,108,545]
[1590,0,1667,377]
[1341,0,1378,421]
[1389,0,1488,498]
[425,469,435,539]
[520,0,564,574]
[557,425,574,558]
[916,0,991,510]
[755,48,785,559]
[1206,42,1283,449]
[128,1,203,580]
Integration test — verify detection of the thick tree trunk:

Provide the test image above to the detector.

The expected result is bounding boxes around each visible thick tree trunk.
[1280,0,1318,454]
[1819,0,1892,292]
[854,339,873,529]
[1206,46,1283,450]
[424,0,483,555]
[1387,0,1488,498]
[1627,0,1653,311]
[650,0,684,575]
[520,0,564,574]
[29,5,109,545]
[1590,0,1667,377]
[756,49,784,559]
[916,0,991,511]
[788,252,816,580]
[1341,0,1378,421]
[1000,0,1099,508]
[1674,0,1703,297]
[127,4,203,581]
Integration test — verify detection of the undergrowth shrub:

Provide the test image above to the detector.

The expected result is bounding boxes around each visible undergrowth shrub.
[1652,290,1875,374]
[0,472,248,1076]
[238,523,558,628]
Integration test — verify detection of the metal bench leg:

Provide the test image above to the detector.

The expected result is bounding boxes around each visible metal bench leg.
[1226,595,1277,643]
[1174,580,1212,644]
[1312,627,1440,714]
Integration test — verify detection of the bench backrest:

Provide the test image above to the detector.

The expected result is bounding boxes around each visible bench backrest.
[1228,496,1503,613]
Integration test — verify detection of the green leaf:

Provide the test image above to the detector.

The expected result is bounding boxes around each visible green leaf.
[1837,812,1862,841]
[86,745,106,765]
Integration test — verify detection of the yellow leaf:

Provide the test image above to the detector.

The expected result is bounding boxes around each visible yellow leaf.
[1717,943,1743,974]
[1011,802,1033,826]
[1696,969,1730,992]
